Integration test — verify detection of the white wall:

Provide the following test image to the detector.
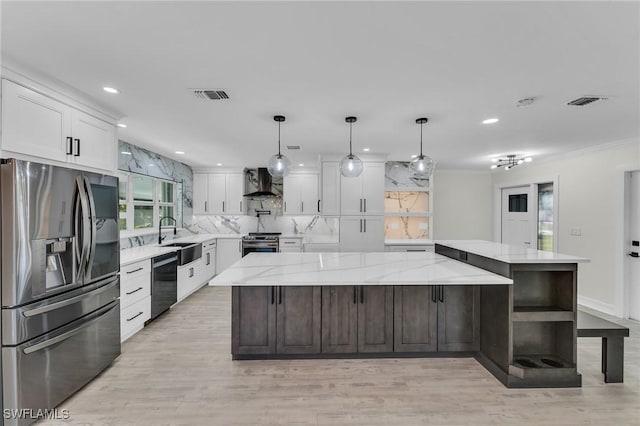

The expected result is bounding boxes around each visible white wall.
[491,139,640,316]
[433,170,494,240]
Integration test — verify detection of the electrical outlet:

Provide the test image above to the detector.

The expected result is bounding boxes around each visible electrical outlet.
[390,223,399,230]
[570,228,582,236]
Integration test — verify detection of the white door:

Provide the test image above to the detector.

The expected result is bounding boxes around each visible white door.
[225,173,245,214]
[501,186,534,248]
[339,217,364,252]
[361,162,385,215]
[1,79,71,163]
[321,162,341,215]
[192,173,209,214]
[299,174,319,214]
[283,175,301,214]
[629,171,640,320]
[71,109,116,172]
[208,174,226,213]
[362,216,385,252]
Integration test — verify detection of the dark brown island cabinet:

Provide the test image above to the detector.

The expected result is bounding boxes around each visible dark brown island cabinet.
[222,244,588,389]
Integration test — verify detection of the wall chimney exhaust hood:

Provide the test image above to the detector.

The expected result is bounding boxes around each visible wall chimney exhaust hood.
[244,168,282,197]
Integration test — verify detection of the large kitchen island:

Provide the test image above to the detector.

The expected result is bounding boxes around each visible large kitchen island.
[211,240,588,388]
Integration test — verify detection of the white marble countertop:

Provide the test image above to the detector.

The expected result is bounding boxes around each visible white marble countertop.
[385,239,434,246]
[120,245,179,266]
[436,240,590,264]
[210,252,513,286]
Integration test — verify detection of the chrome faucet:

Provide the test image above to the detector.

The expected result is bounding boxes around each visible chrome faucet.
[158,216,177,244]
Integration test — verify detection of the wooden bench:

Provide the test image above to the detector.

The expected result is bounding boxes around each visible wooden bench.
[577,311,630,383]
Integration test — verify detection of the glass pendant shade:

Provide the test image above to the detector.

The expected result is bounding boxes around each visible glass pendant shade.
[409,154,434,178]
[267,153,291,177]
[339,154,363,177]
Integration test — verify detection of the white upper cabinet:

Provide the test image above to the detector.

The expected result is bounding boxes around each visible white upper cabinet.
[1,79,116,173]
[70,109,116,171]
[284,173,319,215]
[320,162,340,216]
[193,172,245,215]
[340,161,385,215]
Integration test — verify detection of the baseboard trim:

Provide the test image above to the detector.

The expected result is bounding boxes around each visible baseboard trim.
[578,295,617,317]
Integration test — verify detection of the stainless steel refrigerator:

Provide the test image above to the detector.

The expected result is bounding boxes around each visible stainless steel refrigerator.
[0,159,121,426]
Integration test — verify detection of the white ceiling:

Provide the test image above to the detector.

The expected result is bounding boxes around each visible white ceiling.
[2,1,638,170]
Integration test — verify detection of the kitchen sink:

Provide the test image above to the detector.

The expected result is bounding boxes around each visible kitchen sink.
[162,242,202,265]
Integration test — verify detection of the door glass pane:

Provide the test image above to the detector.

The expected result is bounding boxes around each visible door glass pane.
[384,216,429,239]
[118,180,127,201]
[509,194,528,212]
[537,183,554,252]
[159,206,174,222]
[134,205,154,229]
[119,218,127,231]
[132,175,154,202]
[159,181,174,203]
[384,191,429,213]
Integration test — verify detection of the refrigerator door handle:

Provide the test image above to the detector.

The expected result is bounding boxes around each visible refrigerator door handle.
[22,301,118,355]
[75,177,91,281]
[83,177,98,277]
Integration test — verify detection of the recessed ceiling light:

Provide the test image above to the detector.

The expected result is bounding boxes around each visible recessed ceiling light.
[117,123,127,128]
[175,151,185,155]
[103,86,119,94]
[298,163,304,167]
[491,158,499,163]
[216,163,223,166]
[482,118,499,124]
[120,151,132,155]
[363,148,370,152]
[524,157,533,162]
[490,165,498,170]
[411,154,418,158]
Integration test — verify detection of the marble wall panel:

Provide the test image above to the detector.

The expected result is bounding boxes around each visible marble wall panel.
[385,161,429,188]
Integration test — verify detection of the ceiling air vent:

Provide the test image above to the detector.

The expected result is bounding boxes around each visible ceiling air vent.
[192,89,229,100]
[567,96,609,106]
[286,145,301,150]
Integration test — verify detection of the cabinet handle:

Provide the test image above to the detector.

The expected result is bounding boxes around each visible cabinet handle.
[126,311,143,322]
[126,287,143,296]
[431,286,436,303]
[283,241,296,244]
[364,198,367,212]
[317,200,321,212]
[359,219,363,233]
[222,201,225,212]
[407,249,426,252]
[189,267,194,278]
[206,252,210,265]
[278,286,283,304]
[360,286,364,304]
[238,241,241,252]
[204,201,208,212]
[66,137,73,155]
[301,201,303,212]
[126,267,144,274]
[74,138,80,156]
[359,198,363,212]
[284,202,287,212]
[439,285,444,303]
[353,285,357,304]
[363,219,366,233]
[271,286,275,304]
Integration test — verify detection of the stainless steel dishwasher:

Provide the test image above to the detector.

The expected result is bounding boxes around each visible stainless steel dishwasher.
[148,253,178,323]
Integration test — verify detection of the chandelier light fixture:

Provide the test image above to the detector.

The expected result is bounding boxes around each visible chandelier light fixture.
[409,118,435,178]
[267,115,291,177]
[339,116,363,177]
[490,154,533,170]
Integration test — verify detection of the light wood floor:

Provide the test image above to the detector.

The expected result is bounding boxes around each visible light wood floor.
[41,286,640,426]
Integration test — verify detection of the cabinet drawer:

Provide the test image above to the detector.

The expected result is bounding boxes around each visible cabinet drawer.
[202,240,217,250]
[121,260,151,308]
[280,238,302,249]
[121,296,150,342]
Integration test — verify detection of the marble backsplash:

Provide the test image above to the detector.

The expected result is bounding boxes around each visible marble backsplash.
[385,161,430,188]
[120,215,339,249]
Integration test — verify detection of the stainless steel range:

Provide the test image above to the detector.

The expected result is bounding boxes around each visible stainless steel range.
[241,233,281,257]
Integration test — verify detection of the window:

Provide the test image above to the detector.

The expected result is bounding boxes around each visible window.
[118,172,181,233]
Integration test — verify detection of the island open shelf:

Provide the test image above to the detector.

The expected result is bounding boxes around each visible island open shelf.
[211,243,588,389]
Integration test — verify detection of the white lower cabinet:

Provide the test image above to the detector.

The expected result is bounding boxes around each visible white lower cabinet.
[339,216,384,252]
[177,258,205,302]
[201,240,217,283]
[120,259,152,342]
[215,238,242,275]
[279,237,302,253]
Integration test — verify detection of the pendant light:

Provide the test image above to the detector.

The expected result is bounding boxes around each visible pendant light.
[409,117,435,178]
[339,116,363,177]
[267,115,291,177]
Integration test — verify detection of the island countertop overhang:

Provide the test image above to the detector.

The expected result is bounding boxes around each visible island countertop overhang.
[210,252,514,286]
